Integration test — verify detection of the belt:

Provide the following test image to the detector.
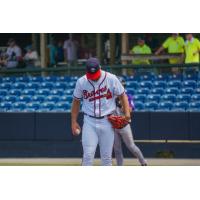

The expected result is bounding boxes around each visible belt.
[84,113,112,119]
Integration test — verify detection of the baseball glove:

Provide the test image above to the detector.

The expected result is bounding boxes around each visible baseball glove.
[107,115,130,129]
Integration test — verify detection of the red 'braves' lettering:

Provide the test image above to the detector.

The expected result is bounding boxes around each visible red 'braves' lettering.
[83,85,107,99]
[89,88,113,102]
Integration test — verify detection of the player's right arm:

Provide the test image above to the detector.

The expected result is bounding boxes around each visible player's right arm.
[71,99,81,135]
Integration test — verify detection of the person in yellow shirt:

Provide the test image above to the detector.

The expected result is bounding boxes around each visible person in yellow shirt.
[184,33,200,64]
[155,33,184,64]
[130,37,152,65]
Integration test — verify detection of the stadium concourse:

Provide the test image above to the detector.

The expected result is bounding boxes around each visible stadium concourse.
[0,72,200,112]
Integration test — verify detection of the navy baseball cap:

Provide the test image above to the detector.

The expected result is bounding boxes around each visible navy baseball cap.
[86,57,101,80]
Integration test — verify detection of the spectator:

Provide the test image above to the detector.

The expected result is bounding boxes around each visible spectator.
[24,45,40,67]
[57,41,64,62]
[155,33,185,64]
[48,39,57,67]
[130,37,152,64]
[184,33,200,64]
[63,34,78,66]
[0,38,22,68]
[104,38,110,64]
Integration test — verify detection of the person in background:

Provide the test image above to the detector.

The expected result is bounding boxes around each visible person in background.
[0,38,22,68]
[24,45,40,67]
[57,40,64,62]
[63,34,78,66]
[130,37,152,65]
[48,39,57,67]
[155,33,185,64]
[104,38,110,64]
[184,33,200,64]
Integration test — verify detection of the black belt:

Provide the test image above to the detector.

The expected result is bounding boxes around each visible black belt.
[84,113,112,119]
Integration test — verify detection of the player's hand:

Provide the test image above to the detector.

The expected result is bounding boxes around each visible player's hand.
[71,121,81,136]
[124,115,131,122]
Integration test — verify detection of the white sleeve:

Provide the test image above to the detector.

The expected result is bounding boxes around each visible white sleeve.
[73,80,83,100]
[113,76,125,96]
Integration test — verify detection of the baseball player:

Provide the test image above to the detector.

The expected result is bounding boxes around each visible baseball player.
[113,78,147,166]
[71,57,130,166]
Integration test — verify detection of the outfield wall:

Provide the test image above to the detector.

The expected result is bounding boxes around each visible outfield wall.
[0,112,200,158]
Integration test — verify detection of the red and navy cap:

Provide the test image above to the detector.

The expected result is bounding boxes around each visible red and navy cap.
[86,57,101,80]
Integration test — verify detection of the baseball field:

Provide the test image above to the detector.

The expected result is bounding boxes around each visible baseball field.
[0,158,200,166]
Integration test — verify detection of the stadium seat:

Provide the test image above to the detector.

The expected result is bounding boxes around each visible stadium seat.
[184,73,198,81]
[161,94,176,102]
[15,76,30,83]
[133,94,146,102]
[146,94,160,102]
[55,102,71,110]
[60,95,73,103]
[9,89,21,96]
[46,95,60,102]
[63,89,74,95]
[58,76,70,82]
[155,74,169,81]
[50,89,63,96]
[26,82,40,89]
[173,101,188,110]
[158,101,173,110]
[54,82,68,90]
[151,88,164,95]
[26,102,40,110]
[40,102,55,110]
[0,83,11,90]
[171,108,186,112]
[169,74,183,81]
[37,89,50,96]
[191,94,200,102]
[165,87,179,95]
[68,82,76,89]
[136,88,149,95]
[12,102,26,110]
[153,81,166,88]
[2,77,15,83]
[12,82,26,90]
[31,76,44,82]
[182,80,196,88]
[126,88,135,95]
[167,80,182,88]
[18,95,32,103]
[40,82,54,89]
[140,73,155,81]
[0,89,8,96]
[134,101,144,111]
[32,95,45,102]
[194,88,200,94]
[0,102,12,110]
[23,89,35,96]
[126,81,138,89]
[180,87,194,94]
[4,95,17,103]
[189,102,200,109]
[144,101,158,111]
[176,94,191,102]
[139,81,153,89]
[43,76,57,82]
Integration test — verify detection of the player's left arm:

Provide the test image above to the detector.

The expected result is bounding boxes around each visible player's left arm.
[118,93,131,121]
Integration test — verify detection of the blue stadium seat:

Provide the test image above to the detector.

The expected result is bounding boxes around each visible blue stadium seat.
[0,96,4,102]
[51,108,67,112]
[60,95,73,103]
[23,108,36,112]
[191,94,200,102]
[194,88,200,94]
[180,87,194,94]
[68,82,76,89]
[40,82,54,89]
[12,82,26,90]
[70,76,79,81]
[134,101,144,111]
[189,102,200,109]
[18,95,32,103]
[26,102,40,110]
[155,74,169,81]
[187,108,200,112]
[31,76,44,82]
[184,73,198,81]
[165,87,179,95]
[0,83,11,90]
[136,88,149,95]
[58,76,70,82]
[169,74,183,81]
[171,108,186,112]
[37,108,52,112]
[55,102,71,110]
[173,101,188,110]
[15,76,30,83]
[176,94,191,102]
[133,94,146,102]
[37,89,50,96]
[40,102,55,110]
[9,89,21,96]
[26,82,40,89]
[2,77,16,83]
[43,76,57,82]
[4,95,17,103]
[182,80,196,88]
[151,88,165,95]
[50,89,63,96]
[0,102,12,110]
[23,89,35,96]
[54,82,68,90]
[126,88,135,95]
[12,102,26,110]
[139,81,153,89]
[153,81,166,88]
[144,101,158,111]
[158,101,173,110]
[167,80,182,88]
[146,94,160,102]
[63,89,74,95]
[0,89,8,96]
[161,94,176,102]
[46,95,60,102]
[126,81,138,89]
[140,73,155,81]
[32,95,45,102]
